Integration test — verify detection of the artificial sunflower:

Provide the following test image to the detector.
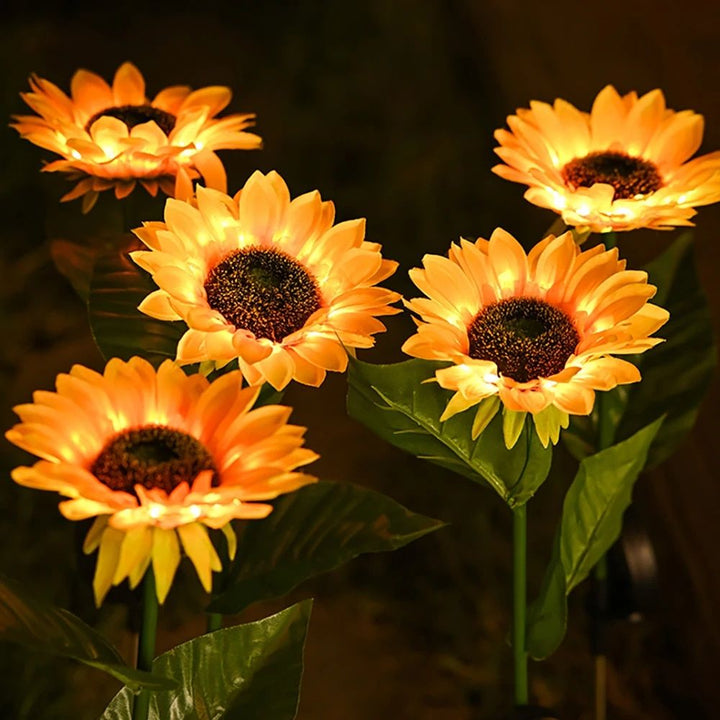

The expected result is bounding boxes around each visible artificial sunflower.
[493,85,720,233]
[402,228,669,447]
[131,170,401,390]
[12,61,261,212]
[5,357,317,604]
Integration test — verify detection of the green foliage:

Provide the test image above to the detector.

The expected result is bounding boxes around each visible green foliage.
[564,233,716,467]
[49,235,118,301]
[347,357,552,506]
[0,574,173,691]
[88,237,184,366]
[527,418,662,659]
[101,601,311,720]
[209,481,443,614]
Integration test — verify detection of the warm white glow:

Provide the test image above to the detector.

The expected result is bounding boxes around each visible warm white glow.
[497,269,515,290]
[551,191,567,210]
[148,504,163,519]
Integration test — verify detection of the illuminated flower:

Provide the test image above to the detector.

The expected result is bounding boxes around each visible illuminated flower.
[5,357,317,604]
[12,62,261,212]
[131,170,401,390]
[402,229,668,446]
[493,85,720,232]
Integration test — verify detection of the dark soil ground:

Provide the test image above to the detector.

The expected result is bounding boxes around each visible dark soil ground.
[2,2,720,718]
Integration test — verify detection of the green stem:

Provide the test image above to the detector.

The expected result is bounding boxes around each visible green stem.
[512,503,529,706]
[603,230,617,250]
[133,568,159,720]
[593,381,615,720]
[207,612,222,633]
[597,392,616,451]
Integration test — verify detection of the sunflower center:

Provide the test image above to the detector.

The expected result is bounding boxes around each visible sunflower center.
[561,151,663,200]
[468,298,579,383]
[91,425,216,495]
[85,104,177,135]
[204,247,322,342]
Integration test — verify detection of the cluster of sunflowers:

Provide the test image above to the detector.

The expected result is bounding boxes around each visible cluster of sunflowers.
[5,61,719,718]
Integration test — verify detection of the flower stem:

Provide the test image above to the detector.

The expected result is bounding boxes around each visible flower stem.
[133,568,159,720]
[207,612,222,633]
[512,503,529,706]
[603,230,617,250]
[593,388,614,720]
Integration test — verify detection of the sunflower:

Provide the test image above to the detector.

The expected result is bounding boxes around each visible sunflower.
[493,85,720,233]
[5,357,317,604]
[131,170,401,390]
[402,229,669,447]
[12,62,261,212]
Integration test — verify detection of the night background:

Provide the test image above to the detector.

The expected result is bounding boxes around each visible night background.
[1,1,719,718]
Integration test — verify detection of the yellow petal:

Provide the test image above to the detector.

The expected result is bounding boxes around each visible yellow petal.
[83,516,109,554]
[152,527,181,604]
[70,69,113,115]
[221,523,237,561]
[113,526,153,586]
[177,523,220,593]
[112,62,146,105]
[93,526,125,606]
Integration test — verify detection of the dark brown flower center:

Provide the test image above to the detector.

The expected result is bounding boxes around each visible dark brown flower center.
[91,425,216,495]
[204,247,322,342]
[561,151,663,200]
[468,298,579,383]
[85,104,177,135]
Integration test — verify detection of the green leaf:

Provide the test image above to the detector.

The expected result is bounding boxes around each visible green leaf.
[101,600,311,720]
[564,232,716,467]
[50,235,119,301]
[0,573,173,691]
[347,357,551,505]
[208,481,443,614]
[617,234,716,466]
[88,237,185,366]
[527,418,662,659]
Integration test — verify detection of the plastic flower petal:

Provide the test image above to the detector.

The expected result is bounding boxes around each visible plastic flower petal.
[131,170,401,390]
[5,357,317,604]
[12,62,261,212]
[493,85,720,232]
[402,229,669,447]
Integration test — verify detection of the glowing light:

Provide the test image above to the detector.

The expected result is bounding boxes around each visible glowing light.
[148,504,163,519]
[576,204,590,217]
[70,149,82,160]
[189,504,202,519]
[497,269,517,291]
[551,191,567,210]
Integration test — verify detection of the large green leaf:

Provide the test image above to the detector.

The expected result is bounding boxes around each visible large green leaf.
[564,233,716,467]
[347,357,552,506]
[101,600,311,720]
[88,237,185,366]
[0,574,173,691]
[527,418,662,659]
[208,481,443,614]
[50,235,121,301]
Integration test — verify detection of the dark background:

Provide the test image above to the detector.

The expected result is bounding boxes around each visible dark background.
[1,2,720,718]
